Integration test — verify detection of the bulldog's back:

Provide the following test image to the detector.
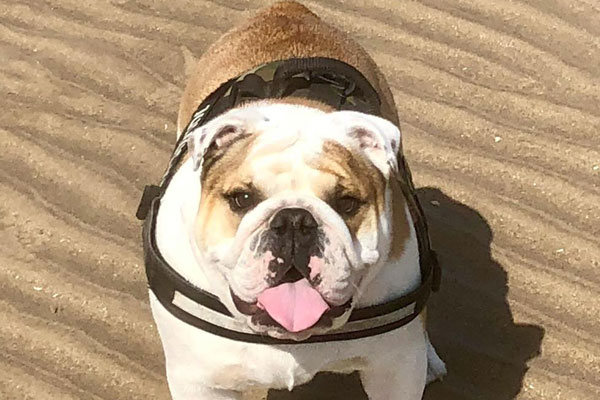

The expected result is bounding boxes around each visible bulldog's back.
[177,1,399,134]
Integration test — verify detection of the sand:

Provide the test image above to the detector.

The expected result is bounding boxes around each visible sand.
[1,0,598,399]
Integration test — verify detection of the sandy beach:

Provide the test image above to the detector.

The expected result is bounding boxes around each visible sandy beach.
[1,0,599,399]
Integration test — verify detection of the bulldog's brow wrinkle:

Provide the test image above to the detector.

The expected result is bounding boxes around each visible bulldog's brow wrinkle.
[310,164,347,181]
[202,133,255,183]
[249,131,300,157]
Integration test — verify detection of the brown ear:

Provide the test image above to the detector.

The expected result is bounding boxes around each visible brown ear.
[331,111,401,178]
[186,108,267,171]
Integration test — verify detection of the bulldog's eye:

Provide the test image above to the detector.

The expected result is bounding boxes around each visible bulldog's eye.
[334,196,361,217]
[226,191,257,212]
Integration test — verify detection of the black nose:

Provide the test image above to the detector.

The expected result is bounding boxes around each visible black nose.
[270,208,318,235]
[268,208,319,284]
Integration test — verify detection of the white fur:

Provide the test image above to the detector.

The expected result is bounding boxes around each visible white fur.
[152,104,445,399]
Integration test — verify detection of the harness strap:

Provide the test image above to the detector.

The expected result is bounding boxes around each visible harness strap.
[143,195,433,344]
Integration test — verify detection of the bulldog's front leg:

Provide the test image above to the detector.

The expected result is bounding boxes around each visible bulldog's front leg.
[360,341,427,400]
[425,333,447,384]
[167,370,269,400]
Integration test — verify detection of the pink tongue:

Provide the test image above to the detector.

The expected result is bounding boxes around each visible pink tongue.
[257,278,329,332]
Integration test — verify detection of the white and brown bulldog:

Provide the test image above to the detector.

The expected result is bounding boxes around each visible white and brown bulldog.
[145,2,445,399]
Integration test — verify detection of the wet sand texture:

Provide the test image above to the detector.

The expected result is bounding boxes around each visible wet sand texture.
[1,1,599,399]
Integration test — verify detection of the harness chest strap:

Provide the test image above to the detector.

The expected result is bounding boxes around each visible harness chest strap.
[136,57,441,344]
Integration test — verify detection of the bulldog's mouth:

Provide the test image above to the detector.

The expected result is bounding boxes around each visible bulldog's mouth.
[229,207,354,333]
[231,280,351,333]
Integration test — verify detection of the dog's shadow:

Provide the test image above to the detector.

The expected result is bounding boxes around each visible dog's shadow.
[269,187,544,400]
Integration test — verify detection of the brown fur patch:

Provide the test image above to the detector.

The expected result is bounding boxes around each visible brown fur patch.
[312,140,385,237]
[314,141,410,259]
[177,1,398,137]
[195,134,257,250]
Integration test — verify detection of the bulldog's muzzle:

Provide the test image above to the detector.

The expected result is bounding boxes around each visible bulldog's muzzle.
[228,199,359,335]
[265,208,321,285]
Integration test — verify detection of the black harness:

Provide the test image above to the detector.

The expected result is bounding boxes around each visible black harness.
[136,57,440,344]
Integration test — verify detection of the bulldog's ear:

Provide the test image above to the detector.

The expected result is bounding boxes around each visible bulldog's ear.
[332,111,401,178]
[186,108,265,171]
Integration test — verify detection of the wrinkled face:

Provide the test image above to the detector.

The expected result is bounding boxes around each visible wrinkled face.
[188,102,404,339]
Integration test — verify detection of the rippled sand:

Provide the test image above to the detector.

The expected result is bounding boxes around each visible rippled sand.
[1,1,599,399]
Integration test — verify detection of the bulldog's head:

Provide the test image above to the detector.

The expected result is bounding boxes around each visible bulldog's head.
[186,101,405,340]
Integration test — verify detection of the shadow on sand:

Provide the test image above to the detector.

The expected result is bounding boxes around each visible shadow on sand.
[269,187,544,400]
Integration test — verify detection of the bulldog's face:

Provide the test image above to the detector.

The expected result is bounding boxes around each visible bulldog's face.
[187,102,404,339]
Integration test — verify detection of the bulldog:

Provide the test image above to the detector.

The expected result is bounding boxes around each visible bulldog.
[141,2,446,399]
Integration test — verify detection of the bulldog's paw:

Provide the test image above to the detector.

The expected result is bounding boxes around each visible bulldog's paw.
[426,334,447,384]
[360,341,427,400]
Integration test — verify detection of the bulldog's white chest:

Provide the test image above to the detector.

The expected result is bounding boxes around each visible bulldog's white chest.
[150,291,426,393]
[149,146,438,398]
